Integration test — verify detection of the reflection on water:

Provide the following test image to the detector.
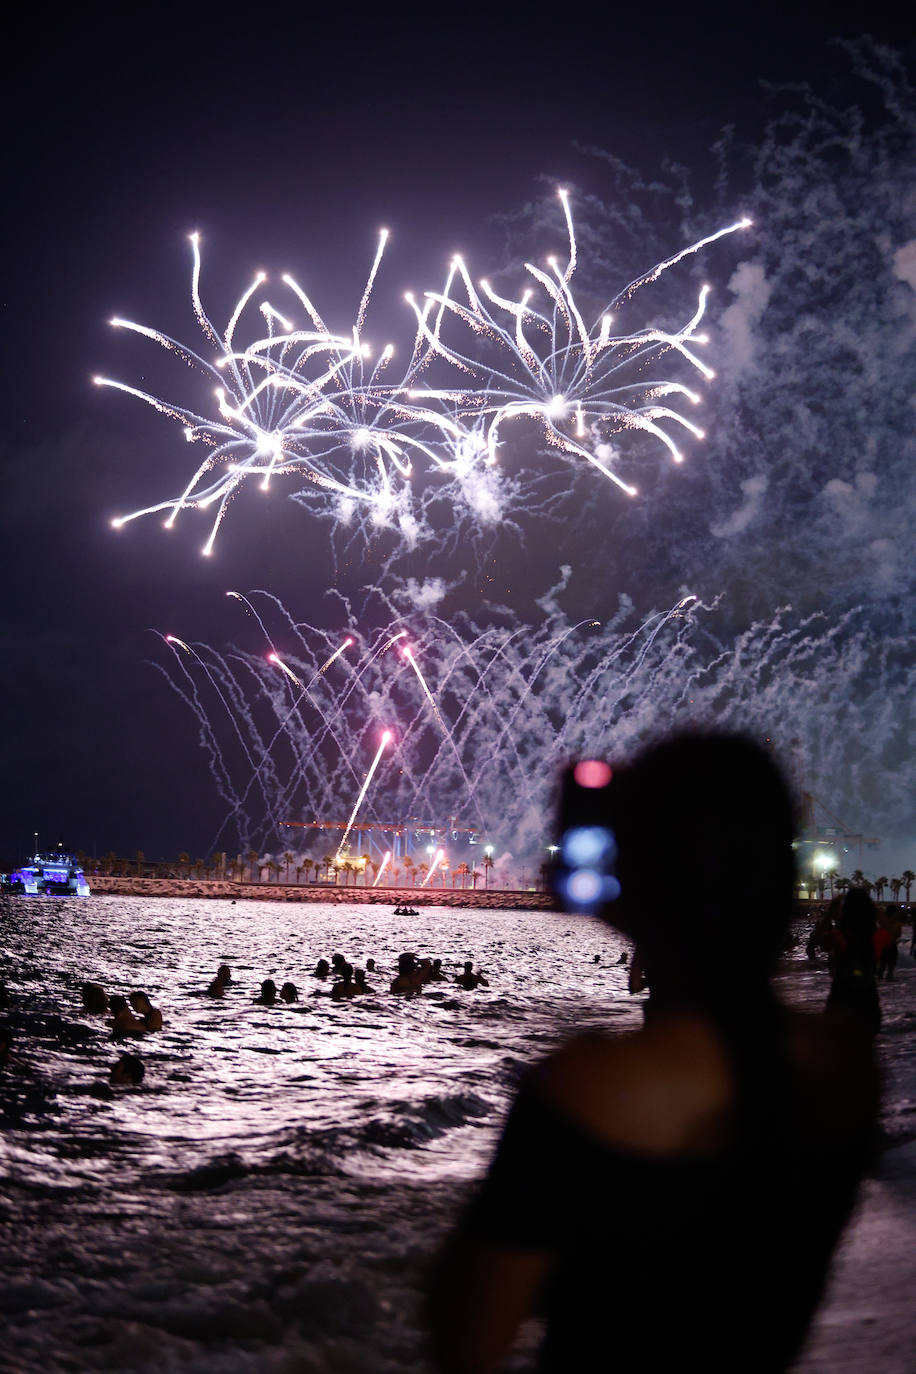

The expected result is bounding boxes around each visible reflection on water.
[0,893,634,1372]
[1,895,634,1182]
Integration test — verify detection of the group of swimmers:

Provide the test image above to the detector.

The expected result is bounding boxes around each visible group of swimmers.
[80,981,163,1085]
[313,950,489,996]
[68,950,490,1088]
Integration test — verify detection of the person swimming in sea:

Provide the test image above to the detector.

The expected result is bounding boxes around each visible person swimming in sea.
[312,958,330,979]
[455,961,489,991]
[390,952,425,995]
[108,995,146,1037]
[81,981,109,1014]
[255,978,278,1005]
[427,958,448,982]
[129,991,163,1030]
[280,981,299,1003]
[331,963,359,1000]
[352,967,373,995]
[110,1052,144,1086]
[206,964,232,997]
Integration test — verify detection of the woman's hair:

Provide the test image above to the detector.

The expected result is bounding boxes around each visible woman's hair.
[608,732,797,976]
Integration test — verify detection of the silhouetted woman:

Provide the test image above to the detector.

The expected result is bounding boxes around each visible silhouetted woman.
[430,733,878,1373]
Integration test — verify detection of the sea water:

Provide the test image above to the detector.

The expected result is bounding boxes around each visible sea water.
[1,895,914,1373]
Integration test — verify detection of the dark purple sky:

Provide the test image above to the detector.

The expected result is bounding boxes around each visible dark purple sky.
[1,3,911,865]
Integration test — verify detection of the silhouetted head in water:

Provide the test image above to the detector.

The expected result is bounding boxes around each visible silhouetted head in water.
[366,958,376,972]
[600,733,796,993]
[217,964,232,985]
[109,994,129,1015]
[331,953,345,972]
[81,982,108,1014]
[280,981,298,1002]
[398,952,417,975]
[258,978,277,1004]
[129,991,152,1014]
[110,1052,144,1085]
[313,959,330,978]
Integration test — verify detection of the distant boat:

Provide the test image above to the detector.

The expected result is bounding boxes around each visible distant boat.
[2,844,91,897]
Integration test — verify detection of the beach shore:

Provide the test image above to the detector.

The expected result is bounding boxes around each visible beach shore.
[84,875,554,909]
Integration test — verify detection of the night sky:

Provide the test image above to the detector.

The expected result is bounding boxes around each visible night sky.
[2,3,913,868]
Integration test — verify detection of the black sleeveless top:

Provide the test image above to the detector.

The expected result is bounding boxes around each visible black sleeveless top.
[464,1001,875,1372]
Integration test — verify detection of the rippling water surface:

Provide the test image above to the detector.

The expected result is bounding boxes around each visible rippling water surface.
[1,895,914,1373]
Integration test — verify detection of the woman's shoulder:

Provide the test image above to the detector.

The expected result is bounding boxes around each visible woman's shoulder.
[534,1014,734,1157]
[532,1007,876,1159]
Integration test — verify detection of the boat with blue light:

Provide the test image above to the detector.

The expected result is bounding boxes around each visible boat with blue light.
[2,844,91,897]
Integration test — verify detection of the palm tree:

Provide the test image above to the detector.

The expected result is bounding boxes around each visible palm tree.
[403,856,415,887]
[417,862,429,887]
[471,866,481,890]
[295,863,304,885]
[225,859,237,882]
[456,862,470,889]
[322,852,337,882]
[483,853,494,889]
[890,878,902,902]
[283,851,295,884]
[850,869,866,888]
[135,849,145,877]
[835,877,850,897]
[902,870,915,903]
[874,876,888,901]
[178,851,190,878]
[246,849,259,883]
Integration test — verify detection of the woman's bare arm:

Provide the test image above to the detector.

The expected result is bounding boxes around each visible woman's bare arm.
[429,1233,550,1372]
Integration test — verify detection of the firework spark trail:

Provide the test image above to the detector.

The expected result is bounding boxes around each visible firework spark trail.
[174,596,713,858]
[212,612,412,841]
[218,649,366,840]
[372,850,392,887]
[406,619,549,817]
[421,847,445,887]
[100,196,749,554]
[336,731,392,860]
[151,645,253,829]
[466,617,603,793]
[402,645,445,728]
[268,652,303,688]
[400,641,490,835]
[159,578,915,868]
[319,637,354,675]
